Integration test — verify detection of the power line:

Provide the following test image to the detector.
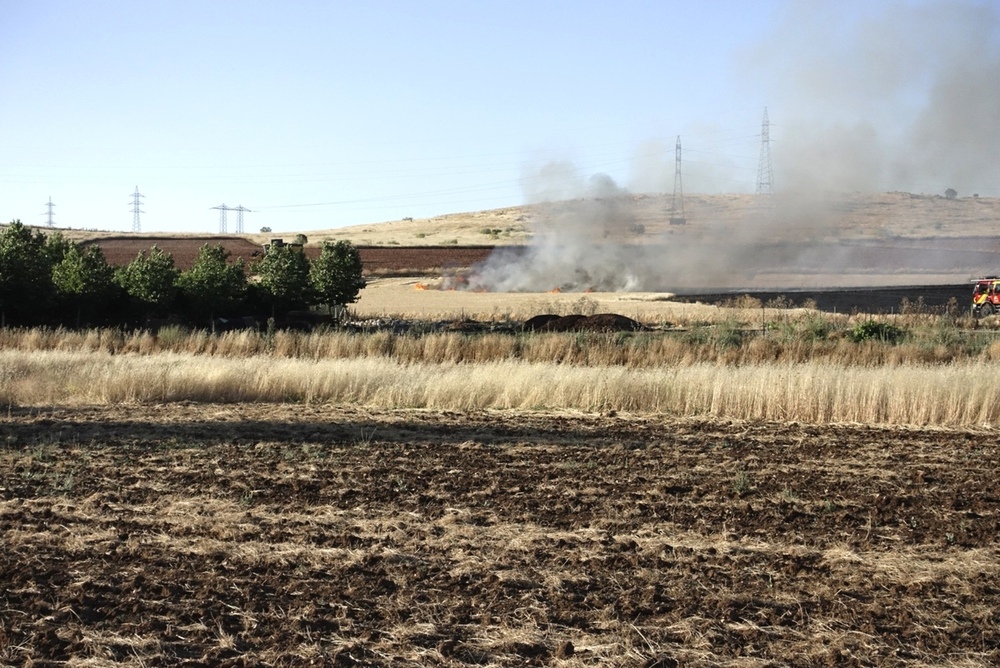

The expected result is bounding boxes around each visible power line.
[42,196,55,227]
[129,186,145,233]
[211,204,231,234]
[232,205,251,234]
[756,108,774,196]
[669,136,686,225]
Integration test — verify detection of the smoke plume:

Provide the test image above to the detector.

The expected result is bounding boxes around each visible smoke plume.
[465,2,1000,293]
[758,1,1000,195]
[464,166,666,292]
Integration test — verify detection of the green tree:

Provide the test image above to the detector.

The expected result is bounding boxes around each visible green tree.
[310,240,366,317]
[114,246,179,320]
[52,244,118,327]
[0,220,54,326]
[43,231,74,265]
[256,243,314,317]
[177,244,247,330]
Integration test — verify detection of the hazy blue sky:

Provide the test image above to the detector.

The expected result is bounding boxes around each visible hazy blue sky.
[2,1,998,233]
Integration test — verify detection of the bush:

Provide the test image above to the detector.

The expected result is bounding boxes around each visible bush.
[712,319,744,348]
[850,320,905,343]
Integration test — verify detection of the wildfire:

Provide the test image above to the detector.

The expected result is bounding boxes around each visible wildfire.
[414,283,429,290]
[549,287,562,293]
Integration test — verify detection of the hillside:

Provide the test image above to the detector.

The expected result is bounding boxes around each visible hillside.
[25,191,1000,247]
[262,191,1000,247]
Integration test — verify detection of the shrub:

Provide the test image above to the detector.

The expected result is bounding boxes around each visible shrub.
[850,320,905,343]
[712,319,744,348]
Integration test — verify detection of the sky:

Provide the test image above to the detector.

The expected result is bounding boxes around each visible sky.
[2,0,998,234]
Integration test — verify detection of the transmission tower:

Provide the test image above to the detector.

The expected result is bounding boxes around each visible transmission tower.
[756,108,774,196]
[669,135,686,225]
[130,187,145,233]
[232,205,251,234]
[43,197,56,227]
[212,204,232,234]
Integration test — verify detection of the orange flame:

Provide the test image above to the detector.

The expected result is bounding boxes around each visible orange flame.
[549,287,562,293]
[414,283,429,290]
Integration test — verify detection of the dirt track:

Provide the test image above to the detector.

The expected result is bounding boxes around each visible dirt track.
[2,405,998,666]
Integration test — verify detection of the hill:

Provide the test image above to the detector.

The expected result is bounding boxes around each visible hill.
[11,191,1000,290]
[266,191,1000,247]
[24,191,999,247]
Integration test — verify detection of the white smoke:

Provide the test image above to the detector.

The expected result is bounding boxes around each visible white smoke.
[465,1,1000,293]
[464,166,666,292]
[755,1,1000,195]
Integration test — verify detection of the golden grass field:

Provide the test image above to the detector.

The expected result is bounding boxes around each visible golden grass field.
[3,316,1000,427]
[352,277,705,323]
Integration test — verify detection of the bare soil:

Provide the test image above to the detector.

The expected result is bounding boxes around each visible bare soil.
[79,237,493,273]
[2,404,998,666]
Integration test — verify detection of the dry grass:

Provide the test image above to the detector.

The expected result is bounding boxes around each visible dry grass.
[0,312,995,366]
[4,349,1000,426]
[259,191,1000,247]
[352,277,707,323]
[2,306,999,427]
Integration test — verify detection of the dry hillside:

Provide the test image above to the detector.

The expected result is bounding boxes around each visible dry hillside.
[275,191,1000,247]
[20,191,1000,247]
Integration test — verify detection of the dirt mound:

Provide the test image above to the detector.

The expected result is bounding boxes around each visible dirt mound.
[523,314,562,331]
[576,313,645,332]
[531,313,645,332]
[539,314,589,332]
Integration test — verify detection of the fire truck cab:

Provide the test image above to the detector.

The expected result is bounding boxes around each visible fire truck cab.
[972,277,1000,316]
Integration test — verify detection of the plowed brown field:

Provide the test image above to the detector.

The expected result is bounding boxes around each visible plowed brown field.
[2,405,998,666]
[81,237,494,273]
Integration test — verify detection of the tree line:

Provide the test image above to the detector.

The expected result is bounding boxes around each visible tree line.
[0,220,366,329]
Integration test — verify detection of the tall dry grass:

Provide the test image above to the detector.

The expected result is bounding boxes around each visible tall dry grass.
[4,349,1000,426]
[1,321,998,368]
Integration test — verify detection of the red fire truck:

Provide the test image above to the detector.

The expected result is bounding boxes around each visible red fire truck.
[972,277,1000,316]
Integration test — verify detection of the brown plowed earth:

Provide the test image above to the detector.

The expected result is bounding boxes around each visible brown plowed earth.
[79,236,268,271]
[81,237,495,273]
[2,404,999,666]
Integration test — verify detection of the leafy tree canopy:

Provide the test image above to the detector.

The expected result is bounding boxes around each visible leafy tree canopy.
[52,244,118,326]
[53,244,116,300]
[114,246,179,315]
[310,240,366,314]
[0,220,55,324]
[256,244,313,314]
[177,244,247,328]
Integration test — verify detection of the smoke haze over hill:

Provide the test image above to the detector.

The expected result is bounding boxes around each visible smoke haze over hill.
[759,1,1000,196]
[463,2,1000,292]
